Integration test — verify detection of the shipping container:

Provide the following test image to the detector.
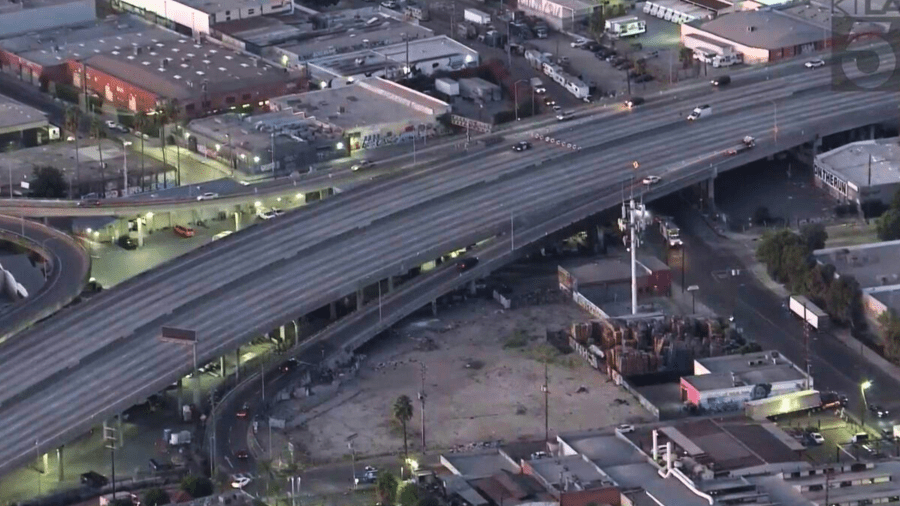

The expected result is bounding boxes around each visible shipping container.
[789,295,829,330]
[435,78,460,96]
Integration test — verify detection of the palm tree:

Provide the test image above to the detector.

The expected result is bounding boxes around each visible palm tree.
[393,395,414,459]
[163,100,182,186]
[134,111,147,191]
[65,106,81,194]
[89,117,106,197]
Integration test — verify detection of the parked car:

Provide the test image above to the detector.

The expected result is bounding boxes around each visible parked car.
[174,225,195,237]
[570,38,589,48]
[196,192,218,201]
[808,432,825,445]
[117,235,138,250]
[351,160,374,171]
[642,175,661,186]
[512,141,531,152]
[870,404,890,418]
[236,403,250,419]
[232,474,252,489]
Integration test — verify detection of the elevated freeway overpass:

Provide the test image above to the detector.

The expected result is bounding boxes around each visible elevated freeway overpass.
[0,63,896,480]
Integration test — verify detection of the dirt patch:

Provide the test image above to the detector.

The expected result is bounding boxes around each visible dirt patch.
[288,299,651,460]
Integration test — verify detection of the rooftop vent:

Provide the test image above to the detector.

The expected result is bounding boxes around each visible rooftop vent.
[747,26,756,31]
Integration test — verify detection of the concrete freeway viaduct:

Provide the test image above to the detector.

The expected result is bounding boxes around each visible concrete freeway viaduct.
[0,63,896,480]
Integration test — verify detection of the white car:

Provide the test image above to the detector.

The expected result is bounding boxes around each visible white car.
[643,175,661,186]
[810,432,825,445]
[805,59,825,68]
[105,120,118,129]
[196,192,218,201]
[571,38,589,48]
[259,208,285,220]
[616,424,635,434]
[380,0,398,7]
[231,474,252,489]
[351,160,374,172]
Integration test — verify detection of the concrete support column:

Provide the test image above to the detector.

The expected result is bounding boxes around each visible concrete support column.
[431,299,437,316]
[280,325,286,348]
[234,211,241,231]
[707,175,716,214]
[292,320,299,346]
[468,280,477,296]
[813,136,822,156]
[41,452,48,475]
[220,356,225,378]
[117,412,123,447]
[329,301,337,320]
[356,288,364,311]
[137,217,144,247]
[235,347,240,383]
[870,125,876,140]
[57,446,64,482]
[387,276,394,292]
[177,382,183,413]
[43,217,48,225]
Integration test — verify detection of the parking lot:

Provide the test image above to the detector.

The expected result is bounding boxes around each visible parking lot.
[777,411,900,464]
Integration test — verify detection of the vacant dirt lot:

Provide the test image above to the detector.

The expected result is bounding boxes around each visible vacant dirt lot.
[286,297,651,461]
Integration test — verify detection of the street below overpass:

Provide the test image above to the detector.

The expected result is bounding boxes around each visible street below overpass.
[0,60,897,480]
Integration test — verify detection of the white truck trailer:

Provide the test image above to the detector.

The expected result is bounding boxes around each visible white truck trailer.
[464,8,491,25]
[789,295,829,330]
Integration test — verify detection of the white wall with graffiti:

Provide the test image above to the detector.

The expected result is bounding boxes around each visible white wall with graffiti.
[348,120,448,151]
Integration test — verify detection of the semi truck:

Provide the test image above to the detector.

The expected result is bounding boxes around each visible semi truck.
[789,295,829,330]
[464,8,491,25]
[456,22,477,39]
[660,220,682,247]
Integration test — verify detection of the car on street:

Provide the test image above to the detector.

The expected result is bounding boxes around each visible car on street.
[280,358,300,372]
[174,225,195,237]
[231,474,252,489]
[543,97,556,106]
[380,0,398,7]
[117,236,138,250]
[236,403,250,419]
[805,59,826,68]
[197,192,218,201]
[534,86,547,94]
[105,120,117,129]
[643,175,661,186]
[570,38,589,48]
[808,432,825,445]
[870,404,890,418]
[625,97,645,109]
[258,209,285,220]
[356,466,379,484]
[512,141,531,152]
[235,450,249,460]
[615,424,635,434]
[78,199,102,207]
[351,160,374,171]
[711,75,731,86]
[456,257,479,272]
[557,56,570,65]
[552,105,562,112]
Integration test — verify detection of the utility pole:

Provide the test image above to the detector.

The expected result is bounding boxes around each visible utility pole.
[803,303,811,389]
[630,198,638,315]
[542,361,549,442]
[209,391,217,479]
[418,362,427,452]
[104,425,117,499]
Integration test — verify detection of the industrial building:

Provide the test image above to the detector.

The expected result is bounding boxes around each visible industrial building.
[681,7,831,63]
[642,0,726,25]
[516,0,597,31]
[679,350,811,411]
[111,0,293,37]
[0,19,306,115]
[814,137,900,206]
[268,77,451,151]
[814,240,900,328]
[186,110,340,175]
[0,94,52,148]
[304,35,479,87]
[210,12,314,53]
[0,0,96,39]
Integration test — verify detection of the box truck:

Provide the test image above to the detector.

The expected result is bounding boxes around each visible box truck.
[464,8,491,25]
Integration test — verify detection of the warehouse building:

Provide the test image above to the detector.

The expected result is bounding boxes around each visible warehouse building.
[304,35,479,87]
[642,0,729,25]
[516,0,597,31]
[681,7,831,63]
[0,0,96,39]
[0,94,52,149]
[680,350,811,411]
[111,0,292,37]
[211,12,314,53]
[814,137,900,206]
[269,77,450,151]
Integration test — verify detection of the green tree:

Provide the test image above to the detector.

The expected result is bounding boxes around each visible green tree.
[398,482,419,506]
[679,46,695,70]
[142,488,170,506]
[799,223,828,252]
[804,263,833,305]
[30,166,67,198]
[376,471,399,506]
[180,475,214,498]
[825,276,860,325]
[879,311,900,363]
[393,395,414,459]
[418,496,441,506]
[65,106,81,192]
[589,8,606,40]
[89,116,107,196]
[876,209,900,240]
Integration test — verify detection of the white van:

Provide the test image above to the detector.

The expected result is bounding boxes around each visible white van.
[851,433,869,444]
[687,105,712,121]
[212,230,233,241]
[556,111,575,121]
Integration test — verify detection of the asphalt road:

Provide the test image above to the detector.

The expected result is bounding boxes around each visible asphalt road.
[671,207,900,441]
[0,58,897,479]
[0,216,90,341]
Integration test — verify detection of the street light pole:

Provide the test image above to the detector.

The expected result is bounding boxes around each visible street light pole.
[122,141,132,195]
[861,381,872,430]
[770,99,778,143]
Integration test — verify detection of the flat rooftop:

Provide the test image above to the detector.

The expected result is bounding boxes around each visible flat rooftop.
[696,350,794,375]
[568,254,669,286]
[520,0,594,12]
[0,15,155,67]
[277,14,433,62]
[0,94,47,134]
[674,418,801,471]
[308,35,476,79]
[174,0,286,15]
[684,368,806,391]
[268,77,449,131]
[188,111,330,150]
[693,9,829,50]
[527,455,615,490]
[213,14,313,47]
[682,0,731,11]
[0,0,83,14]
[442,451,519,479]
[817,138,900,189]
[82,31,300,99]
[560,434,647,468]
[814,240,900,288]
